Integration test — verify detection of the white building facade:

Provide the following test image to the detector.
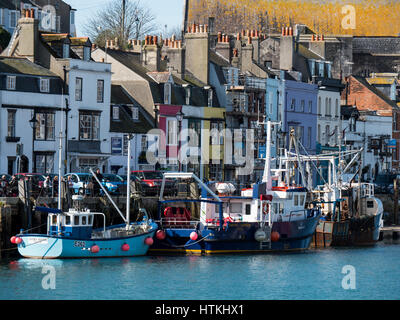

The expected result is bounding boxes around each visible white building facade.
[0,57,64,175]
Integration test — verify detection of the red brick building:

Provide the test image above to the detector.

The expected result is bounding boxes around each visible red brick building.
[342,75,400,170]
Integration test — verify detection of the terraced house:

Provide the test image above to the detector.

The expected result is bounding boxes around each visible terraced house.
[0,56,64,174]
[1,10,112,173]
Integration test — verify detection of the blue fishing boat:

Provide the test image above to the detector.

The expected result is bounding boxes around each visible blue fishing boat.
[149,122,321,255]
[11,133,157,259]
[14,205,157,259]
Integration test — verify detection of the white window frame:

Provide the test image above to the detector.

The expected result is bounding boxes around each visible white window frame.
[7,76,16,90]
[167,119,178,146]
[10,11,17,28]
[40,78,50,93]
[97,79,104,103]
[75,77,82,101]
[131,107,139,120]
[112,106,119,120]
[164,83,171,104]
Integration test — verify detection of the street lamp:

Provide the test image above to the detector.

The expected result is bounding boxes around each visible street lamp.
[176,110,184,172]
[29,115,38,173]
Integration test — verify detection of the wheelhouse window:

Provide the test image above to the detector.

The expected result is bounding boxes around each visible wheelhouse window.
[6,76,16,90]
[79,111,100,140]
[97,80,104,103]
[35,112,55,140]
[65,215,71,226]
[74,215,79,225]
[75,77,83,101]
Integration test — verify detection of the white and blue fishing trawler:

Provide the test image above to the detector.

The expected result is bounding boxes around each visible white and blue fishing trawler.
[149,121,321,255]
[11,133,157,259]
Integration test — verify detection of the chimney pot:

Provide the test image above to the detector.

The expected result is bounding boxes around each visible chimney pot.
[154,36,158,45]
[237,33,240,41]
[282,27,285,36]
[205,24,208,33]
[248,36,252,45]
[30,9,35,19]
[218,32,222,42]
[321,35,324,41]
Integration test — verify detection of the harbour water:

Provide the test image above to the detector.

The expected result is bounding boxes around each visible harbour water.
[0,243,399,300]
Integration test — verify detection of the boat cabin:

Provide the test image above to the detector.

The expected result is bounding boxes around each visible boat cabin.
[47,209,95,239]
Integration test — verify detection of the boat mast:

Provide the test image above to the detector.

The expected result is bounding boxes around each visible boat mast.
[126,134,133,229]
[58,89,64,211]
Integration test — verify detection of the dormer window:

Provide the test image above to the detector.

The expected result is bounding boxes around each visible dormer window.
[63,43,70,59]
[164,83,171,104]
[84,46,91,61]
[112,106,119,120]
[6,76,16,90]
[40,78,50,93]
[131,107,138,120]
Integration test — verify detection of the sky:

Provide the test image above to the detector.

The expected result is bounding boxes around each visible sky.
[64,0,184,37]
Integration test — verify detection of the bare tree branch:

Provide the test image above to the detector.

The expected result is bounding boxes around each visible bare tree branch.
[84,0,158,48]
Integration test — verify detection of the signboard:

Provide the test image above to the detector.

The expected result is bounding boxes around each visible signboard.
[111,137,123,155]
[258,145,266,159]
[388,139,397,149]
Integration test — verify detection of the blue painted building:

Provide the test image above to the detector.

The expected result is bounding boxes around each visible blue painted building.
[283,79,318,155]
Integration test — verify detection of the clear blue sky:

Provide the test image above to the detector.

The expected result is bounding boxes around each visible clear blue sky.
[64,0,184,37]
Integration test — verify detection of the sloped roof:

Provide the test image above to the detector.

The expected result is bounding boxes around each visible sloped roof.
[297,43,324,60]
[352,75,399,115]
[147,71,171,84]
[104,48,153,82]
[0,57,58,77]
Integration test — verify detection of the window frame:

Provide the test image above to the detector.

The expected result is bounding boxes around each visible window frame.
[97,79,104,103]
[35,112,55,141]
[7,110,16,137]
[79,111,100,141]
[39,78,50,93]
[6,75,16,90]
[75,77,83,101]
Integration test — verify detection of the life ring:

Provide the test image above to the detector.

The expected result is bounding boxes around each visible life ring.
[262,202,269,214]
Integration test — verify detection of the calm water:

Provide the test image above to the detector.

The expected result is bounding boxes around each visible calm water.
[0,243,399,300]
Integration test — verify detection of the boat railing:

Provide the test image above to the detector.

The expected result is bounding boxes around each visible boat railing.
[159,219,200,229]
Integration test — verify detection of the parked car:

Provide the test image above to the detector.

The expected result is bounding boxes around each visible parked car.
[374,173,397,194]
[131,171,176,196]
[101,173,126,195]
[64,173,92,195]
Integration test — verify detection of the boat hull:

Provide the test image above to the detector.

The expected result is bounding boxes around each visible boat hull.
[16,227,157,259]
[312,212,383,248]
[149,214,321,255]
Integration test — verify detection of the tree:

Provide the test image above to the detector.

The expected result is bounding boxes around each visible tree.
[84,0,158,48]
